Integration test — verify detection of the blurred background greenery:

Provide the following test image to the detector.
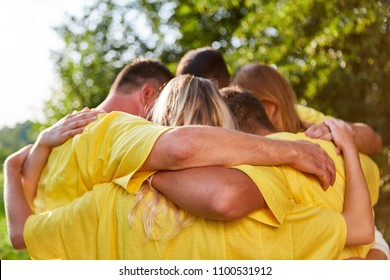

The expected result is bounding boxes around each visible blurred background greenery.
[1,0,389,259]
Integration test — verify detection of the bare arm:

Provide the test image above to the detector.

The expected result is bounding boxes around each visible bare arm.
[22,109,103,207]
[350,122,382,155]
[142,125,336,189]
[305,119,382,155]
[4,145,33,250]
[151,167,265,220]
[326,119,375,246]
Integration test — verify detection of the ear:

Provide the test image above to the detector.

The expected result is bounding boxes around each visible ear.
[140,84,158,115]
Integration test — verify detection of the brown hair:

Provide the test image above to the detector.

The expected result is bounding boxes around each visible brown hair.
[176,47,230,88]
[221,86,276,135]
[110,58,173,94]
[233,63,304,133]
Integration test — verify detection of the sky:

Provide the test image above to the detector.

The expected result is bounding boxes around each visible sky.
[0,0,97,128]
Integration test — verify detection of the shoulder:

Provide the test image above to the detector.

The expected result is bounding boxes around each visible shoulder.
[296,104,332,124]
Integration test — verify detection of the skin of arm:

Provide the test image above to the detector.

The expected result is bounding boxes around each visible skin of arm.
[151,166,265,220]
[4,145,33,249]
[141,125,336,189]
[366,249,388,260]
[305,120,382,155]
[326,119,375,246]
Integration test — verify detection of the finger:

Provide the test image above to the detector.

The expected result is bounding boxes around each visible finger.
[319,152,336,189]
[64,111,99,125]
[60,117,97,136]
[318,133,333,141]
[307,128,330,139]
[64,127,86,138]
[70,116,98,129]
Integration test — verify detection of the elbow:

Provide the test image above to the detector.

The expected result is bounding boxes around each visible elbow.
[357,226,375,246]
[165,128,197,169]
[345,220,375,246]
[209,197,243,221]
[365,226,376,244]
[9,231,27,250]
[208,188,251,220]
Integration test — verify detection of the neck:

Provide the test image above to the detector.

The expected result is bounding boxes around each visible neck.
[97,93,139,115]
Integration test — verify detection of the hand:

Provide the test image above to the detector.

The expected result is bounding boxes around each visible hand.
[304,120,334,141]
[288,140,336,190]
[4,145,33,173]
[37,108,105,148]
[324,119,356,154]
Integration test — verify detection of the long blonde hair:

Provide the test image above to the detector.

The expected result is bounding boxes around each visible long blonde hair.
[152,74,237,129]
[233,63,305,133]
[130,75,237,239]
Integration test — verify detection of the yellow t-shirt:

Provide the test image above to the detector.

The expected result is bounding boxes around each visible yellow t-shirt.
[264,132,380,259]
[24,113,351,260]
[33,111,172,213]
[25,180,346,260]
[296,104,332,125]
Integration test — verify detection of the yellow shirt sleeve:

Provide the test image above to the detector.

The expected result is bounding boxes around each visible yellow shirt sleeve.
[230,165,294,227]
[34,112,172,212]
[296,104,332,125]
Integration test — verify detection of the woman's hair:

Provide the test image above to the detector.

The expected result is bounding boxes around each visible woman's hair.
[130,75,237,240]
[151,74,237,129]
[232,63,305,133]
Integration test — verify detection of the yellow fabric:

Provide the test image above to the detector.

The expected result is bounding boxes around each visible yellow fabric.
[33,111,172,213]
[265,132,380,259]
[296,104,333,125]
[25,181,346,260]
[24,113,365,260]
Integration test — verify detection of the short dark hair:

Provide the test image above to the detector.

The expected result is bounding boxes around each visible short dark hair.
[176,47,230,88]
[220,86,276,134]
[110,58,174,94]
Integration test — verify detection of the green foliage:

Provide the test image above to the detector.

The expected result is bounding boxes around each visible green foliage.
[0,122,34,165]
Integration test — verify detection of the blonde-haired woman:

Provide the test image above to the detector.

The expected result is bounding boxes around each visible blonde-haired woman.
[131,74,238,239]
[151,74,237,129]
[232,62,382,155]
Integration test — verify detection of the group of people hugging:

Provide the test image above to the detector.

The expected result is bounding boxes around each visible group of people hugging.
[4,46,389,260]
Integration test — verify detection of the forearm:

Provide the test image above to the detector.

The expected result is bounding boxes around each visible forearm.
[342,148,375,246]
[350,122,382,155]
[21,142,52,207]
[4,160,32,250]
[143,125,335,188]
[147,126,301,168]
[152,167,265,220]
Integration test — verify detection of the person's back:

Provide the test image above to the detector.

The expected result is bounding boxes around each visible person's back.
[221,86,380,259]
